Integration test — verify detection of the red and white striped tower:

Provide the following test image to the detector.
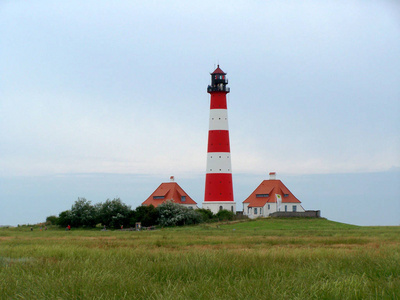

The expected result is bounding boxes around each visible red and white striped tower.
[202,65,236,214]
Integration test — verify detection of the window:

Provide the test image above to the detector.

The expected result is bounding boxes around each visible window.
[285,205,287,212]
[260,208,263,215]
[292,205,297,212]
[254,208,258,214]
[188,206,193,210]
[219,206,223,211]
[153,196,164,200]
[284,194,289,197]
[256,194,269,198]
[181,196,186,202]
[268,204,270,210]
[231,206,233,212]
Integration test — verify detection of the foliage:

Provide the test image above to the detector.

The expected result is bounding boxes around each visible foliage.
[45,215,59,226]
[133,205,159,227]
[57,198,98,228]
[57,210,73,228]
[196,208,214,222]
[97,198,131,229]
[157,201,202,227]
[216,209,234,221]
[50,197,240,229]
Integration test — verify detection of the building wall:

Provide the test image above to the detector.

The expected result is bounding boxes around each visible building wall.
[202,201,236,214]
[243,202,305,219]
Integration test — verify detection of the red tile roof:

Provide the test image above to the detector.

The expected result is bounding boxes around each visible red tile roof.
[142,182,197,207]
[243,179,301,207]
[211,65,226,75]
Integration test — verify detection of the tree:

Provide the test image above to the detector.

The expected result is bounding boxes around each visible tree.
[157,201,202,227]
[57,210,73,227]
[45,215,59,225]
[97,198,131,229]
[69,198,98,227]
[133,205,159,227]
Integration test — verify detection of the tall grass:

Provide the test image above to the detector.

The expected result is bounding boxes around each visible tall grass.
[1,219,399,299]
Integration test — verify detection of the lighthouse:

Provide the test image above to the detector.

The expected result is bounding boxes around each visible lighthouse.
[202,65,236,214]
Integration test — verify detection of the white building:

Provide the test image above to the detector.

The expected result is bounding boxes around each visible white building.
[243,172,305,219]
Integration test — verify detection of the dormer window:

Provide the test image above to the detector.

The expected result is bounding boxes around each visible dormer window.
[153,196,165,200]
[256,194,269,198]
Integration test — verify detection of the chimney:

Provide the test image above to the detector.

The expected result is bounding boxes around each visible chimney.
[170,176,175,182]
[269,172,276,180]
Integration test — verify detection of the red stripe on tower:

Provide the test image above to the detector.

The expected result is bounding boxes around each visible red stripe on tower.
[203,65,236,214]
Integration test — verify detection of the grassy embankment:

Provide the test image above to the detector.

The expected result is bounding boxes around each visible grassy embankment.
[1,218,399,299]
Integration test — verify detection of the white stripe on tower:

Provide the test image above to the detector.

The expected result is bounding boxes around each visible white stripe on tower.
[209,109,229,130]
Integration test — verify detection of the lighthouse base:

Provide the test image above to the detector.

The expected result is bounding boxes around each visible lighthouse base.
[202,201,236,215]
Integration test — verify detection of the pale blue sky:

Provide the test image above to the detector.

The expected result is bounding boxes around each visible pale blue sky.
[1,1,399,226]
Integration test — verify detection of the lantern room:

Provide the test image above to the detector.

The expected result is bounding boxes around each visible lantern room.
[207,65,230,93]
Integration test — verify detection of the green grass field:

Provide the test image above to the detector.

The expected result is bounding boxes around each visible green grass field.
[1,218,399,299]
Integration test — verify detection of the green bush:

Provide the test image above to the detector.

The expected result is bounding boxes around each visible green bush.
[157,201,202,227]
[216,209,234,221]
[97,198,131,229]
[196,208,214,222]
[45,215,59,225]
[133,205,159,227]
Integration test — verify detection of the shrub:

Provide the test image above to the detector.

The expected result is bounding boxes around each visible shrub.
[97,198,131,229]
[45,215,59,225]
[216,209,234,221]
[196,208,214,222]
[133,205,159,227]
[157,201,202,227]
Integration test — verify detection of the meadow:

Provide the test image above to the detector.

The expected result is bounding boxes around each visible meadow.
[1,218,399,299]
